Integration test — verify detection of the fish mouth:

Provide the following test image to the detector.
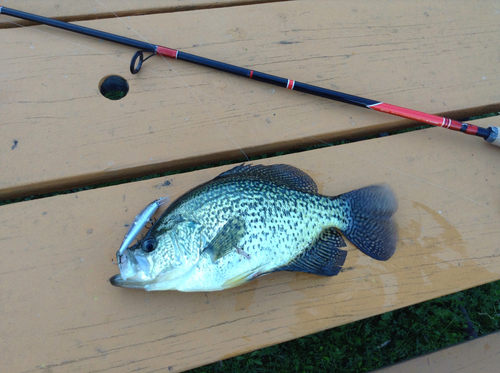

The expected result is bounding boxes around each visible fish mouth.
[109,274,148,289]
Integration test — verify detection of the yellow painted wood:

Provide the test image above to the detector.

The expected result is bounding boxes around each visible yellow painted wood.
[1,0,500,199]
[0,0,275,25]
[374,331,500,373]
[1,116,499,372]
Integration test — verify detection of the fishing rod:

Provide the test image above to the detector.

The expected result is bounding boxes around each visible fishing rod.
[2,6,499,147]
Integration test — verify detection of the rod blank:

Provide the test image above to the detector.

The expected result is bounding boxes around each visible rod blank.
[1,6,498,147]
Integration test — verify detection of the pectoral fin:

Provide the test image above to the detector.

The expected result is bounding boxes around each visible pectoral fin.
[203,217,247,263]
[274,227,347,276]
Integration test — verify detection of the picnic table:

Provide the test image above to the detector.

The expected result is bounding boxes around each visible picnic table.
[1,1,499,372]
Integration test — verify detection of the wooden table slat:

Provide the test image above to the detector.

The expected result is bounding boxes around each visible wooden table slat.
[1,117,499,372]
[1,0,500,199]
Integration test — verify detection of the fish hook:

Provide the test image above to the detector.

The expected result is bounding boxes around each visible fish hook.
[130,50,155,74]
[112,255,124,265]
[145,217,157,229]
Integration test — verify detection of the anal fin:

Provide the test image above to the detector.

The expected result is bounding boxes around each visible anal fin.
[274,228,347,276]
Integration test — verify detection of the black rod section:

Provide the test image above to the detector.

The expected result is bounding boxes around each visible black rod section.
[0,6,156,53]
[1,5,378,108]
[175,51,379,108]
[176,51,252,79]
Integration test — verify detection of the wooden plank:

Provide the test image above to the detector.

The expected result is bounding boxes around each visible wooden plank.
[0,0,278,25]
[374,331,500,373]
[1,117,499,373]
[1,0,500,199]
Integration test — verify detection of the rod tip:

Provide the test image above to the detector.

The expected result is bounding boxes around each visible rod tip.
[486,126,500,147]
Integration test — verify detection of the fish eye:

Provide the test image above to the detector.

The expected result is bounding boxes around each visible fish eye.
[141,237,157,253]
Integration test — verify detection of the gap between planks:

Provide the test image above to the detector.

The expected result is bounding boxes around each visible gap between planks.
[372,330,500,373]
[0,0,289,29]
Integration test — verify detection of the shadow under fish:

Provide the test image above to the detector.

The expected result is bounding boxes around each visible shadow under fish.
[110,164,398,292]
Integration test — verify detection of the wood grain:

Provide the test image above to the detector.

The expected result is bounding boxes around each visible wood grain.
[1,0,500,199]
[1,116,499,372]
[374,331,500,373]
[0,0,280,26]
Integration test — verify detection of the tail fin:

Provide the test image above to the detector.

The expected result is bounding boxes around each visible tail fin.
[339,185,398,261]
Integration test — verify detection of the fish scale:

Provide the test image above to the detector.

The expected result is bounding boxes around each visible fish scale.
[169,181,340,291]
[110,164,398,292]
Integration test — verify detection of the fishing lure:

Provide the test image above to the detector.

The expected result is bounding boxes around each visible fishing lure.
[117,196,169,263]
[0,6,498,147]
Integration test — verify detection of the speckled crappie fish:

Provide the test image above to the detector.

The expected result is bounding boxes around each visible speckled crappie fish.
[110,164,397,291]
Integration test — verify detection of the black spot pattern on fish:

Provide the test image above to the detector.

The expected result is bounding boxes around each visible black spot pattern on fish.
[128,164,395,291]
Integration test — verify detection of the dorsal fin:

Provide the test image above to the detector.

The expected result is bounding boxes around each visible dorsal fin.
[215,164,318,194]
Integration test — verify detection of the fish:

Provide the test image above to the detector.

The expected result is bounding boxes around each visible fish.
[110,164,398,292]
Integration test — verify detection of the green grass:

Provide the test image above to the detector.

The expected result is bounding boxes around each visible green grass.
[190,280,500,372]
